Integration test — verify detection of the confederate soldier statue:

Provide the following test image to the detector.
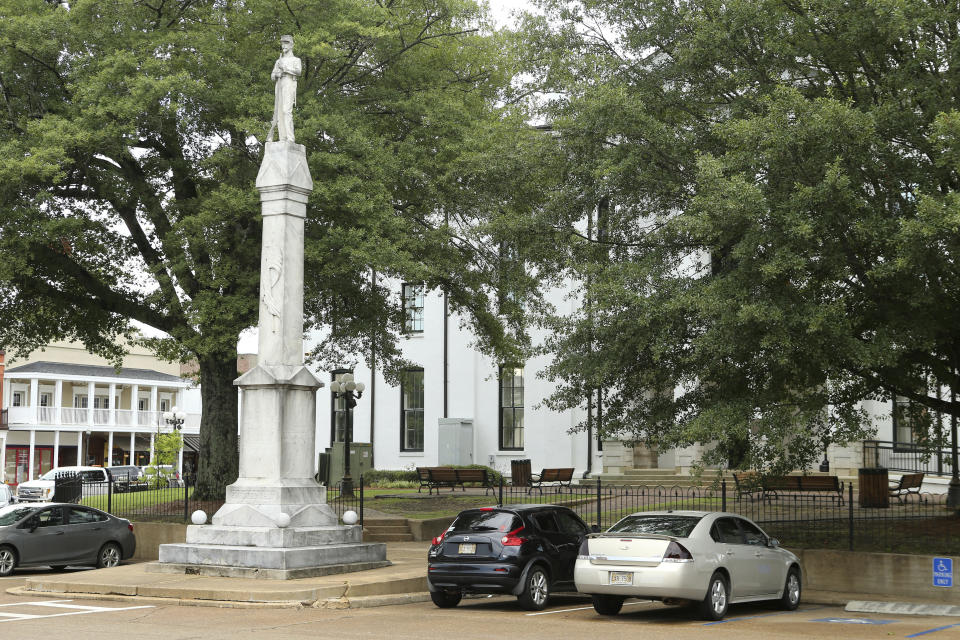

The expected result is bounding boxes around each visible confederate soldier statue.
[267,35,301,143]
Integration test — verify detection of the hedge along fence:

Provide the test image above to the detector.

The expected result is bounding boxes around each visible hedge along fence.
[363,465,504,487]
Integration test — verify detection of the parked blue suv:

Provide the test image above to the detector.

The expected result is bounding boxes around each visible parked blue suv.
[427,504,597,610]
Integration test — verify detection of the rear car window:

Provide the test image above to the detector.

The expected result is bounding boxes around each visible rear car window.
[607,515,702,537]
[450,510,521,533]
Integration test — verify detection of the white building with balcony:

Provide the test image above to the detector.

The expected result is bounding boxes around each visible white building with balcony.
[0,341,199,485]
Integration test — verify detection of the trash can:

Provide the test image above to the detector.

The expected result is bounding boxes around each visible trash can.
[511,459,532,487]
[858,467,889,508]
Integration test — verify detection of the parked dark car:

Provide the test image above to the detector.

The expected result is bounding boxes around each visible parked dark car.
[0,503,136,576]
[427,504,596,610]
[106,466,145,492]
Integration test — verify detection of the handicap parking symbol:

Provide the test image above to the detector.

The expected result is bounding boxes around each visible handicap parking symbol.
[933,557,953,587]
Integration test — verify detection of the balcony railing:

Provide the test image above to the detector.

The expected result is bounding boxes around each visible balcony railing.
[3,406,200,430]
[862,439,956,477]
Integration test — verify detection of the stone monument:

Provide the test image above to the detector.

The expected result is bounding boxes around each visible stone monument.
[152,37,387,579]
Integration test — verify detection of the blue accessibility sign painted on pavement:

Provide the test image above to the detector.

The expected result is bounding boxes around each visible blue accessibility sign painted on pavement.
[933,557,953,587]
[812,618,896,625]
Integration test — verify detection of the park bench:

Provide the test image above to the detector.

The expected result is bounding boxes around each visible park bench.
[761,474,845,505]
[528,467,575,494]
[731,471,762,500]
[417,467,495,495]
[889,472,925,504]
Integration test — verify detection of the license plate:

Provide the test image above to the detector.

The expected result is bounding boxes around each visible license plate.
[610,571,632,585]
[458,543,477,554]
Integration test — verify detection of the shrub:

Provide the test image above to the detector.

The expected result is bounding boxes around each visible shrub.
[362,469,418,486]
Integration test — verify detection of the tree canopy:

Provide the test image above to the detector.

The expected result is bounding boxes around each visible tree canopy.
[523,0,960,472]
[0,0,546,497]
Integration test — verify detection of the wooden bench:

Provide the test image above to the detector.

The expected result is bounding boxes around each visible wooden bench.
[889,472,925,504]
[529,467,575,494]
[417,467,495,495]
[732,471,762,500]
[761,475,845,505]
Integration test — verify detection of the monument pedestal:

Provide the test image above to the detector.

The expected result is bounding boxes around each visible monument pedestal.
[154,141,387,579]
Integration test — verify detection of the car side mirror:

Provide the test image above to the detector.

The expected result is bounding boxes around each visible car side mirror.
[590,524,601,533]
[767,538,779,548]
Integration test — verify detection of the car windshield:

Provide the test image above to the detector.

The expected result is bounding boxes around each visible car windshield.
[0,505,39,526]
[450,510,521,533]
[607,515,702,538]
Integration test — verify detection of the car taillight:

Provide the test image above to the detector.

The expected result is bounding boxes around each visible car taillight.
[128,523,134,532]
[578,537,590,558]
[662,541,693,562]
[501,526,526,546]
[431,530,447,546]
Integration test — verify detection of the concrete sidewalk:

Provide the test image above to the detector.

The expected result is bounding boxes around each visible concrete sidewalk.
[9,541,433,609]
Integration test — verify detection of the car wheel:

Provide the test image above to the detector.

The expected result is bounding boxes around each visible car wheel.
[430,590,462,608]
[517,565,550,611]
[96,542,122,569]
[699,572,729,621]
[779,568,801,610]
[0,547,16,577]
[591,594,625,615]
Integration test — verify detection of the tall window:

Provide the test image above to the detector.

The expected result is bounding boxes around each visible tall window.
[401,368,424,451]
[402,283,424,333]
[330,369,352,443]
[499,365,524,450]
[893,395,932,448]
[11,392,22,407]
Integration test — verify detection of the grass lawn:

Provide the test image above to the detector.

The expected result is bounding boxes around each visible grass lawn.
[82,487,192,514]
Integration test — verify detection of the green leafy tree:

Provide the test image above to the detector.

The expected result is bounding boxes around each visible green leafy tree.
[143,430,183,489]
[522,0,960,472]
[0,0,545,498]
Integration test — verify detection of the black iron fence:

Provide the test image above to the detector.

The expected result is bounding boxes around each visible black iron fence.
[863,439,957,477]
[490,477,958,555]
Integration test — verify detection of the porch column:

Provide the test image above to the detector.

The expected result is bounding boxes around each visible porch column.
[130,431,136,466]
[53,430,60,468]
[131,384,140,426]
[29,379,39,423]
[54,380,63,426]
[86,382,94,426]
[177,444,184,476]
[28,430,35,481]
[107,431,114,467]
[108,383,117,426]
[0,434,6,483]
[149,433,154,465]
[77,431,83,466]
[150,386,158,429]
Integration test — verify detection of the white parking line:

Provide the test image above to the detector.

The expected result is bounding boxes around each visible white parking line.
[0,600,153,622]
[525,600,652,616]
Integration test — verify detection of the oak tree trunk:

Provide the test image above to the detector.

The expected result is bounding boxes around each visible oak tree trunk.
[192,351,240,501]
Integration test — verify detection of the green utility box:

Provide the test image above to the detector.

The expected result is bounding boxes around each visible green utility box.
[319,442,373,487]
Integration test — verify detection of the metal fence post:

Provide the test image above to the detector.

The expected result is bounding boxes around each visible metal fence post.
[359,474,364,527]
[107,472,112,515]
[184,475,189,523]
[721,479,727,512]
[848,482,854,551]
[498,475,504,507]
[596,476,602,528]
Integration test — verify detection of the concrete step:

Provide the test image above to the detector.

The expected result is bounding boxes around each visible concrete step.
[363,532,415,542]
[364,525,411,534]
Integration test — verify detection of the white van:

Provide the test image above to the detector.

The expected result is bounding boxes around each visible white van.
[16,466,109,502]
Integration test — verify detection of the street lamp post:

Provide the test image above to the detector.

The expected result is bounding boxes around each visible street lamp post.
[330,374,365,499]
[162,406,186,432]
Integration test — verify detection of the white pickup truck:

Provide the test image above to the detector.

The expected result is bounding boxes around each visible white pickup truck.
[15,466,110,502]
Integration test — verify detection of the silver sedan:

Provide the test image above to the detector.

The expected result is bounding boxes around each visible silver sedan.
[574,510,801,620]
[0,503,136,575]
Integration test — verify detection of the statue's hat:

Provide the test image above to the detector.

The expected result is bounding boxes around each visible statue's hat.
[280,34,294,43]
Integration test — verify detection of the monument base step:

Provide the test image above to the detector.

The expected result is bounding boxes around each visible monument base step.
[157,540,387,576]
[145,558,392,580]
